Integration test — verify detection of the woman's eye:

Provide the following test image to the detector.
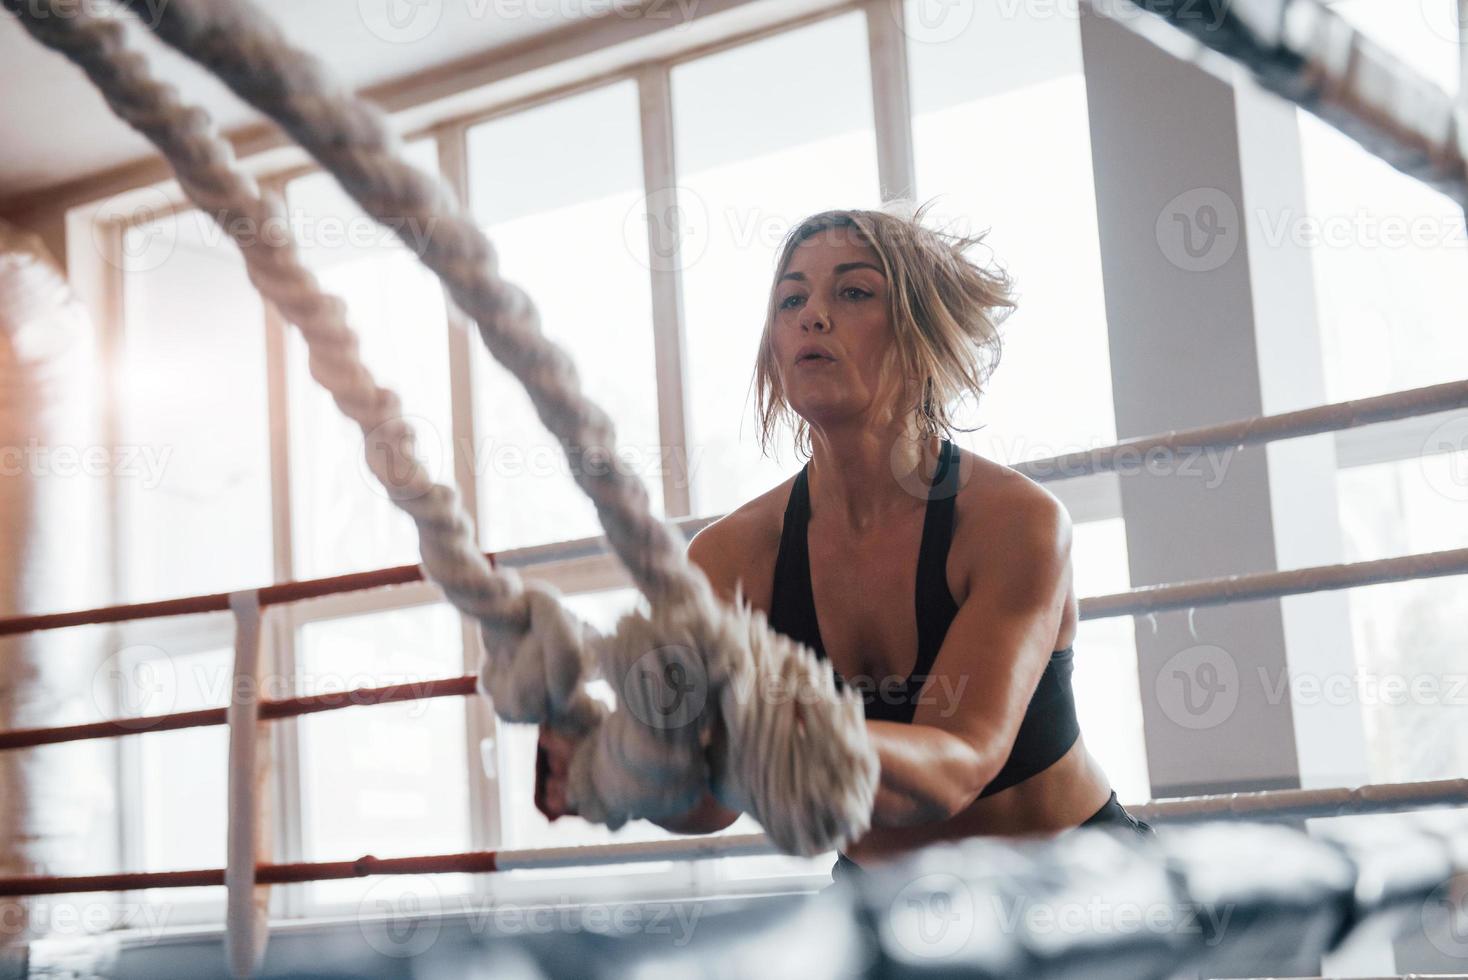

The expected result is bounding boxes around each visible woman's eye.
[842,286,872,300]
[779,294,804,310]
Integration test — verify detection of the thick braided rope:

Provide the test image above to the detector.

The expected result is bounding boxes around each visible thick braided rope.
[7,2,878,855]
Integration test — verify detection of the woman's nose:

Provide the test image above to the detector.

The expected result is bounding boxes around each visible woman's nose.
[799,304,830,332]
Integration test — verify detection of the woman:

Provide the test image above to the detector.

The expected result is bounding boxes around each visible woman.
[539,204,1152,882]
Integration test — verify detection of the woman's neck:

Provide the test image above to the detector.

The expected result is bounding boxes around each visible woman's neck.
[805,427,941,534]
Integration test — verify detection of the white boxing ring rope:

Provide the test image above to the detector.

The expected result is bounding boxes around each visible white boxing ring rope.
[1089,0,1468,209]
[1013,378,1468,484]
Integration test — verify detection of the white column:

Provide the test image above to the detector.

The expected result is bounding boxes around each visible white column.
[1080,11,1378,973]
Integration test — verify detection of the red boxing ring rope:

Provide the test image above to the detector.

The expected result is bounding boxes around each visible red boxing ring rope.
[0,676,478,752]
[0,552,498,638]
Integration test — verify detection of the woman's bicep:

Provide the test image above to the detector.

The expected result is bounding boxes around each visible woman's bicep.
[912,489,1072,770]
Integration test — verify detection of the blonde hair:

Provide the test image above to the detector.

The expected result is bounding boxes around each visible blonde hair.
[752,200,1017,462]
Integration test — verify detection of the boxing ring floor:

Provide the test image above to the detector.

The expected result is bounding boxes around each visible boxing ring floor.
[7,814,1468,980]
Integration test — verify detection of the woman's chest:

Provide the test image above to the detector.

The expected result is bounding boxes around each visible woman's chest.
[805,517,941,684]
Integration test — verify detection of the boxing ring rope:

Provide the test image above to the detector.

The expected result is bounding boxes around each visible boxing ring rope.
[0,833,777,899]
[0,538,1464,754]
[0,676,478,753]
[0,776,1466,898]
[1011,377,1468,483]
[1079,546,1468,620]
[1091,0,1468,208]
[1132,777,1468,823]
[0,552,500,638]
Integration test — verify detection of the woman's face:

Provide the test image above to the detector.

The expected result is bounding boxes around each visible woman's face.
[772,227,898,431]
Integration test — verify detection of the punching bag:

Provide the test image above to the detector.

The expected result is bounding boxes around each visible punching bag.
[0,220,115,948]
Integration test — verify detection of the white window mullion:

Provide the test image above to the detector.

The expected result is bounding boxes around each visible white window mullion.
[261,186,297,586]
[863,0,918,202]
[254,173,307,921]
[268,609,305,921]
[637,62,695,520]
[94,217,137,912]
[435,121,505,875]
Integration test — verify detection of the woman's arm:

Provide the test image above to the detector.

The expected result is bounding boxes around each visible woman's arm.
[660,482,1073,834]
[643,524,745,834]
[862,483,1074,828]
[546,480,1073,837]
[535,520,745,834]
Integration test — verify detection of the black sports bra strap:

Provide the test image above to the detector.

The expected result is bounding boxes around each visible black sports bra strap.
[771,463,826,659]
[911,439,961,680]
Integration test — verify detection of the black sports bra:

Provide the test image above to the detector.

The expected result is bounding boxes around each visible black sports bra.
[766,438,1081,800]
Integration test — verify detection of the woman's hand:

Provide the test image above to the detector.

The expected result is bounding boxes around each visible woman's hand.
[534,724,582,821]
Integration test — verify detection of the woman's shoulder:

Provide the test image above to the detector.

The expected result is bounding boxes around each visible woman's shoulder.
[952,445,1068,518]
[949,445,1074,593]
[686,476,794,611]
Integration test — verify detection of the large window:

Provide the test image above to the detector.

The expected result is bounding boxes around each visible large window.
[1336,457,1468,784]
[119,212,272,601]
[467,81,663,553]
[905,1,1141,798]
[1298,112,1468,404]
[285,139,453,579]
[118,630,233,914]
[1329,0,1461,96]
[1291,4,1468,795]
[906,0,1116,464]
[673,12,883,516]
[294,600,471,908]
